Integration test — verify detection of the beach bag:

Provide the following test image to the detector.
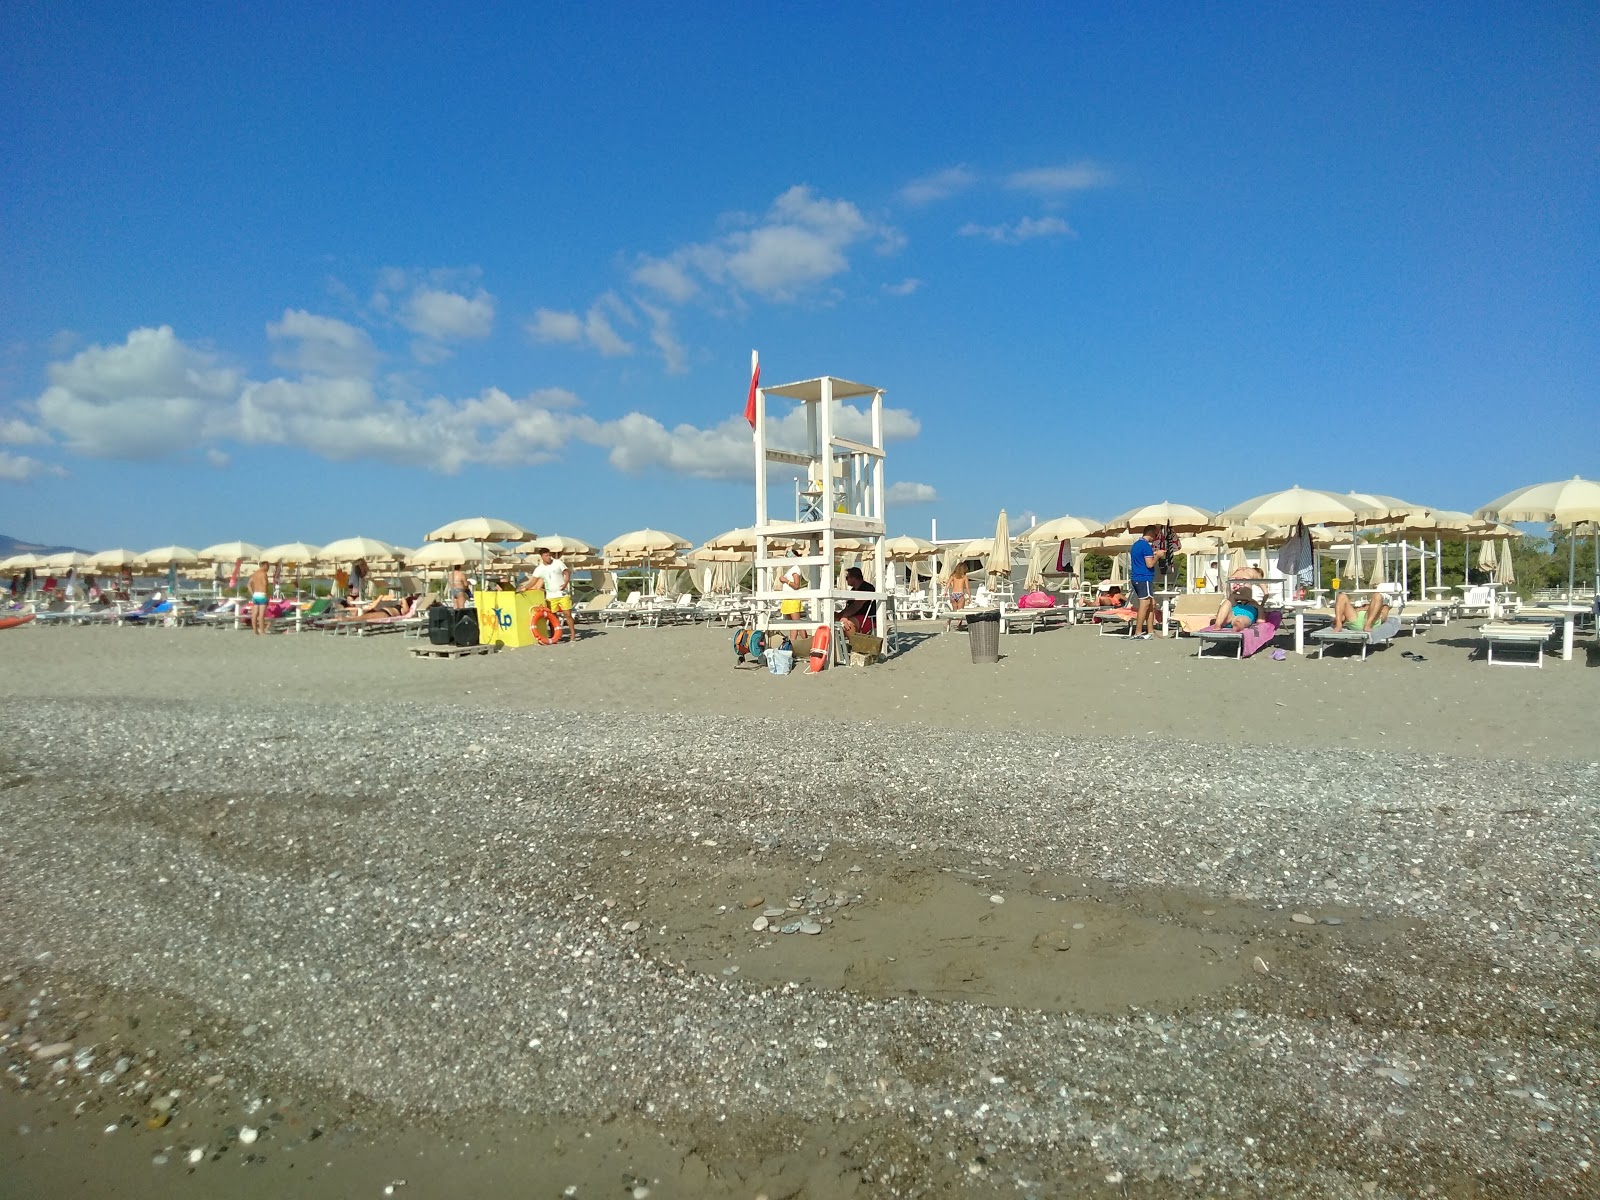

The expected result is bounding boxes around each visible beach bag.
[1018,590,1056,608]
[766,647,794,675]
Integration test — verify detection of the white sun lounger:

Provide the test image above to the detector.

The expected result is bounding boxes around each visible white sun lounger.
[1479,620,1555,668]
[1309,615,1402,660]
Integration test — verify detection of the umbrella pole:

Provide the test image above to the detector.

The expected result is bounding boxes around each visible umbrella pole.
[1568,531,1576,602]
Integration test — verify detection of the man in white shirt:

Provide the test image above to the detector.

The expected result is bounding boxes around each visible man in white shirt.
[527,549,574,643]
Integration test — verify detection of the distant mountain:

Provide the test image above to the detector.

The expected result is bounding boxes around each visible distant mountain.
[0,532,89,558]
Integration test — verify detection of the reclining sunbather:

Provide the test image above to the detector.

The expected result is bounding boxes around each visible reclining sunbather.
[1332,590,1390,632]
[1210,586,1261,631]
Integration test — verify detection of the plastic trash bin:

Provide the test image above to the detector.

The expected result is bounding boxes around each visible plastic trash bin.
[967,609,1000,663]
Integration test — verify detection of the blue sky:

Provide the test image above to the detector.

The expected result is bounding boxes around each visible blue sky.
[1,4,1595,552]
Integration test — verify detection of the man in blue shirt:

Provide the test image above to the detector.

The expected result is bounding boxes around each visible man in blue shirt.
[1129,525,1167,639]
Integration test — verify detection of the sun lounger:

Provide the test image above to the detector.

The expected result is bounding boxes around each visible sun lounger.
[1309,615,1402,659]
[1091,606,1138,637]
[1479,620,1555,667]
[1195,609,1284,660]
[574,592,616,624]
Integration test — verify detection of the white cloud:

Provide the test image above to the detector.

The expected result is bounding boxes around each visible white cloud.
[638,301,688,374]
[884,278,923,297]
[527,300,636,358]
[267,309,379,377]
[630,256,699,303]
[0,417,49,445]
[584,299,634,357]
[527,308,584,344]
[887,481,938,505]
[238,376,584,474]
[631,185,901,304]
[403,286,495,340]
[206,448,230,468]
[900,166,977,205]
[583,400,920,482]
[35,326,241,458]
[1006,162,1113,193]
[0,451,65,482]
[958,215,1074,245]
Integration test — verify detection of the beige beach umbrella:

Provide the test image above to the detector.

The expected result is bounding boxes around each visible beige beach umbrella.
[1367,544,1388,587]
[136,546,200,570]
[603,528,691,563]
[196,540,265,564]
[987,510,1011,578]
[1496,538,1516,586]
[1217,486,1389,527]
[528,533,596,557]
[425,516,535,544]
[1,552,43,570]
[882,534,936,561]
[43,551,92,569]
[1017,515,1102,543]
[317,536,399,563]
[407,540,503,566]
[84,548,140,571]
[1476,475,1600,525]
[1477,475,1600,598]
[259,542,324,565]
[1477,536,1498,574]
[1099,501,1218,535]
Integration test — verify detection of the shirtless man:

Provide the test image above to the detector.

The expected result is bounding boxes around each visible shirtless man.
[248,562,271,636]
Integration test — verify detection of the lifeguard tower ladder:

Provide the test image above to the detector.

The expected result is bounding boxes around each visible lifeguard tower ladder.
[751,375,887,655]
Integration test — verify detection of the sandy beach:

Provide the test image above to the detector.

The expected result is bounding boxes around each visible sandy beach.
[1,621,1596,1198]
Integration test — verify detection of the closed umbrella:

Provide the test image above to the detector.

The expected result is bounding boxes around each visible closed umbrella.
[1497,539,1516,588]
[1367,543,1387,587]
[988,510,1011,579]
[1477,535,1498,577]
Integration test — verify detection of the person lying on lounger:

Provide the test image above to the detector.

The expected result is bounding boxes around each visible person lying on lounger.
[1210,584,1261,631]
[1332,590,1390,632]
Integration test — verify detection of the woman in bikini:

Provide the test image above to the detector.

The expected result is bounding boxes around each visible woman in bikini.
[948,563,970,610]
[449,566,471,610]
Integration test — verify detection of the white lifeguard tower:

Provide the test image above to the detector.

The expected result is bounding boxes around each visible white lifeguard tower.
[751,375,887,655]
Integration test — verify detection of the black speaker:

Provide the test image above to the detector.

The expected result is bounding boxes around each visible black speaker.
[428,606,454,645]
[452,608,480,647]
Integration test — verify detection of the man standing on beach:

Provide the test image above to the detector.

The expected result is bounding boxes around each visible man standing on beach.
[1130,525,1167,639]
[248,561,271,636]
[531,548,574,643]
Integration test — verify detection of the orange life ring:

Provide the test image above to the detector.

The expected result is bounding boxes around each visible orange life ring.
[530,605,565,645]
[807,623,830,672]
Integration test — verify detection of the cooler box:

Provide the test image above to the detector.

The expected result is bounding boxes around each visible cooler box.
[428,605,455,645]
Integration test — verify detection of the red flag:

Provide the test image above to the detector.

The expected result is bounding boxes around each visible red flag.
[228,559,241,588]
[744,349,760,428]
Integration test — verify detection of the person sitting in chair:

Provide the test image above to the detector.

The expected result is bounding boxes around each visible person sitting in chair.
[1094,582,1126,608]
[838,566,877,637]
[1332,589,1391,633]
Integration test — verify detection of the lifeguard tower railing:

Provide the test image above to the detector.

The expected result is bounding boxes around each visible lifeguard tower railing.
[750,375,887,650]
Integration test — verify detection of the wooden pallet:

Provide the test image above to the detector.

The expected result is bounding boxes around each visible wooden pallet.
[409,642,500,659]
